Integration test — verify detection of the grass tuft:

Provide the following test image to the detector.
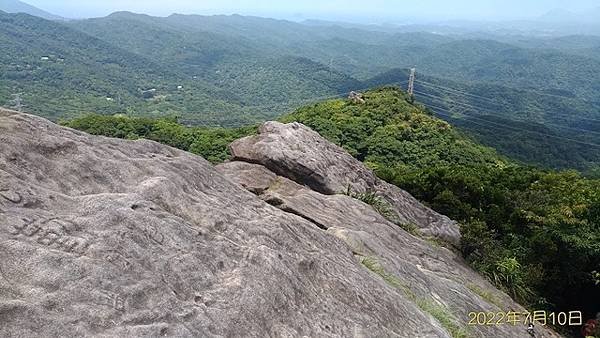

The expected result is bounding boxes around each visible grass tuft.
[467,284,503,309]
[360,256,470,338]
[344,187,422,236]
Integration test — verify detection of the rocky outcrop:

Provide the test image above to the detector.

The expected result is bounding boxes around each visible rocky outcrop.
[229,121,461,245]
[0,110,559,338]
[216,160,559,338]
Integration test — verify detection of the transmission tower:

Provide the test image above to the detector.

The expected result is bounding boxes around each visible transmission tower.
[407,68,416,96]
[10,93,23,112]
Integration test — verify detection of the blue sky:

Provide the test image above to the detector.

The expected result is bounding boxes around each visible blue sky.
[25,0,600,21]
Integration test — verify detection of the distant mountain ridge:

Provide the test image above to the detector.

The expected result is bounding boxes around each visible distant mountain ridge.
[2,10,600,171]
[0,0,63,20]
[539,7,600,24]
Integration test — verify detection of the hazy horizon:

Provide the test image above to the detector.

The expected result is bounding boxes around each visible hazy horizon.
[20,0,600,23]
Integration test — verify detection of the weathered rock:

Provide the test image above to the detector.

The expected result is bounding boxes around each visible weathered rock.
[215,161,277,195]
[376,181,460,244]
[230,122,379,195]
[217,161,561,338]
[0,109,453,337]
[0,110,561,338]
[229,121,460,245]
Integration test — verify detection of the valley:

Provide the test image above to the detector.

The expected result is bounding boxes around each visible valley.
[1,10,600,173]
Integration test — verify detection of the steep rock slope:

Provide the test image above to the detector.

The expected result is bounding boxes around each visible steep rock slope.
[0,109,437,337]
[0,109,558,337]
[219,122,564,338]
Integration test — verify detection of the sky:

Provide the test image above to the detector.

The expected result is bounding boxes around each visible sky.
[25,0,600,22]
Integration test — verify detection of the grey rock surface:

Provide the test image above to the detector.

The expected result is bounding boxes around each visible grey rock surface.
[0,110,560,338]
[217,161,561,338]
[229,122,378,196]
[0,110,447,337]
[229,121,461,245]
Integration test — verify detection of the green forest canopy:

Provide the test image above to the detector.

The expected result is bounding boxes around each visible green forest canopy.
[3,11,600,172]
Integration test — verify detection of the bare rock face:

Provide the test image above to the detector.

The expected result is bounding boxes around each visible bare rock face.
[1,110,452,337]
[0,110,560,338]
[217,161,560,338]
[229,122,379,195]
[229,121,460,245]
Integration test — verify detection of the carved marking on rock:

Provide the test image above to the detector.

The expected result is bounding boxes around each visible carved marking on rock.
[94,290,127,312]
[7,218,31,235]
[104,250,133,271]
[144,225,165,245]
[53,236,79,252]
[10,218,90,255]
[0,190,22,204]
[37,230,60,246]
[11,218,40,237]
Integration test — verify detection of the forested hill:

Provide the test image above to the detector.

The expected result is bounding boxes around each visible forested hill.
[0,0,63,20]
[5,10,600,120]
[70,12,600,98]
[65,88,600,329]
[2,10,600,172]
[0,11,360,125]
[364,69,600,174]
[0,12,249,124]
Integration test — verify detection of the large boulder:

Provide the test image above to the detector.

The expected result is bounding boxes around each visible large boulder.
[229,121,460,245]
[229,121,378,195]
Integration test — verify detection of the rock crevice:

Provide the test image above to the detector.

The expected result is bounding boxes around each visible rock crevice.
[229,121,461,245]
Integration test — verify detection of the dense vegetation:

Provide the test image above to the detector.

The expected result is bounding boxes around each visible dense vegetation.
[0,12,256,124]
[280,87,505,169]
[281,88,600,325]
[62,114,255,163]
[69,12,600,172]
[0,11,363,126]
[2,11,600,172]
[366,69,600,174]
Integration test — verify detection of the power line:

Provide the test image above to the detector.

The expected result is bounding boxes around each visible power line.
[417,78,600,113]
[425,103,600,148]
[416,78,593,103]
[197,74,600,146]
[413,85,600,130]
[415,80,501,105]
[415,79,600,123]
[413,90,600,137]
[414,89,525,115]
